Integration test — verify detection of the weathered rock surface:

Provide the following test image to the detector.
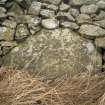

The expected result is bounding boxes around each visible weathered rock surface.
[42,0,61,5]
[76,14,92,24]
[70,0,98,6]
[79,24,105,38]
[2,29,102,79]
[28,1,41,15]
[95,37,105,48]
[0,27,14,41]
[80,4,98,14]
[15,24,29,41]
[41,19,59,29]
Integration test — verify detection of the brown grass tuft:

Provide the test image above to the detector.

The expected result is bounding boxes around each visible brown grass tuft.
[0,68,105,105]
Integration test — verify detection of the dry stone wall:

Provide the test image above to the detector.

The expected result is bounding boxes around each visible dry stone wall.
[0,0,105,79]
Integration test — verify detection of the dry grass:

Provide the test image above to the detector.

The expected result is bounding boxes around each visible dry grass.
[0,68,105,105]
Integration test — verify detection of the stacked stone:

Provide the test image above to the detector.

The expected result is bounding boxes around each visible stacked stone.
[0,0,105,78]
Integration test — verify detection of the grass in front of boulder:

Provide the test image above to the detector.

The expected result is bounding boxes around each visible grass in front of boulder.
[0,67,105,105]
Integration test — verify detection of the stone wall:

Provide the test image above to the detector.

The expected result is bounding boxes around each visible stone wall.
[0,0,105,79]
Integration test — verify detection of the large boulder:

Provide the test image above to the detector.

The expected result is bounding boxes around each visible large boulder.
[2,29,102,80]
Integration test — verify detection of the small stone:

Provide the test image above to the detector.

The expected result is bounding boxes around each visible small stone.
[42,19,59,29]
[0,41,17,55]
[40,9,55,18]
[42,3,58,11]
[0,7,7,18]
[0,27,14,41]
[69,8,80,17]
[76,14,92,24]
[61,21,79,30]
[80,4,98,14]
[59,3,70,11]
[93,11,105,21]
[30,26,41,35]
[2,19,17,29]
[70,0,98,6]
[79,24,105,38]
[42,0,61,5]
[15,24,29,41]
[28,1,41,15]
[27,16,41,27]
[95,37,105,48]
[57,12,75,21]
[94,19,105,29]
[47,4,58,11]
[97,0,105,9]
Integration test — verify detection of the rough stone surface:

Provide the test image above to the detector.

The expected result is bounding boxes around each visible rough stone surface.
[0,27,14,41]
[76,14,92,24]
[2,29,102,79]
[95,37,105,48]
[0,7,7,18]
[97,1,105,9]
[69,8,80,17]
[42,0,61,5]
[79,24,105,38]
[28,1,41,15]
[0,41,17,55]
[70,0,98,6]
[41,19,59,29]
[59,3,70,11]
[15,24,29,41]
[94,19,105,29]
[40,9,55,18]
[61,21,79,30]
[80,4,98,14]
[57,12,75,22]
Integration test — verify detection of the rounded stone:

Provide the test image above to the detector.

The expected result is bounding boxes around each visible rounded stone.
[79,24,105,38]
[2,29,102,80]
[41,19,59,29]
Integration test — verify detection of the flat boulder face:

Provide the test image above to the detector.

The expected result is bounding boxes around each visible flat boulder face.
[2,29,102,80]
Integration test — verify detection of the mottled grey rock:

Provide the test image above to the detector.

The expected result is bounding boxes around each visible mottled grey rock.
[2,29,102,80]
[42,19,59,29]
[0,27,14,41]
[94,19,105,28]
[61,21,79,30]
[0,41,17,55]
[59,3,70,11]
[27,16,41,27]
[30,26,41,35]
[93,11,105,20]
[70,0,98,6]
[42,0,61,5]
[57,12,75,21]
[76,14,92,24]
[28,1,41,15]
[15,24,29,41]
[2,19,17,29]
[47,4,58,11]
[97,0,105,9]
[79,24,105,37]
[80,4,98,14]
[69,8,80,17]
[40,9,55,18]
[42,3,58,11]
[8,2,23,15]
[0,7,7,18]
[95,37,105,48]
